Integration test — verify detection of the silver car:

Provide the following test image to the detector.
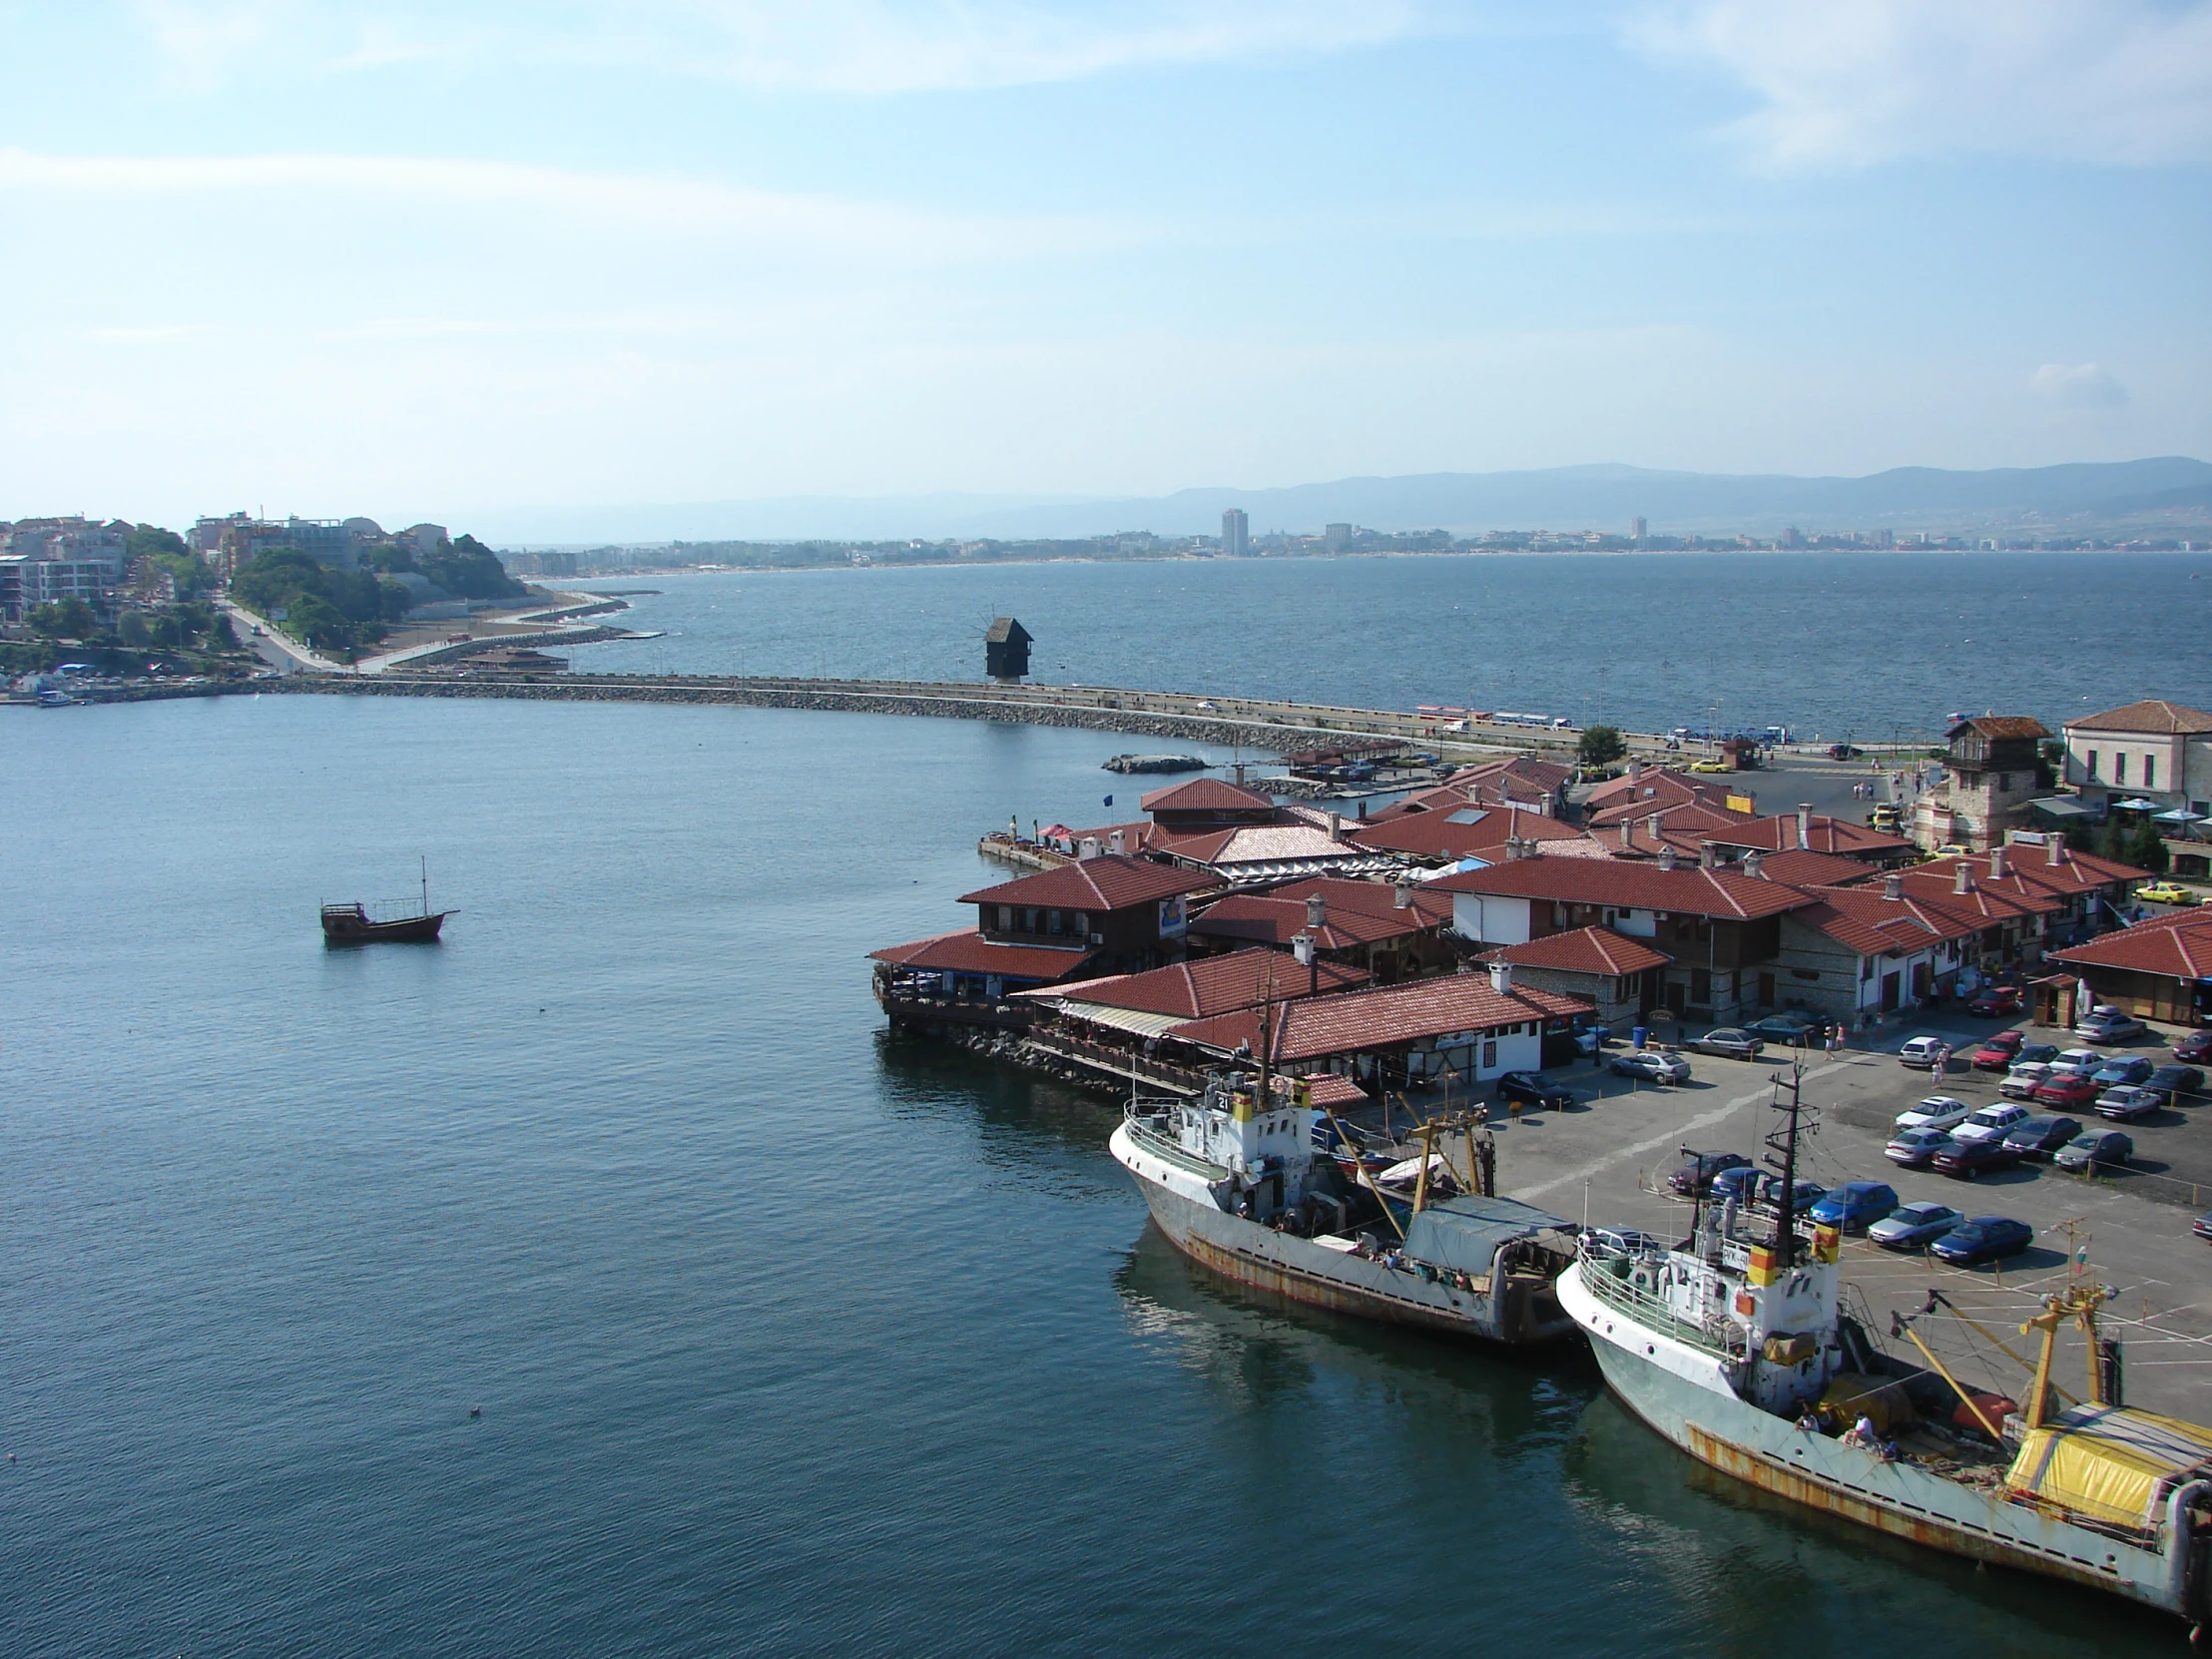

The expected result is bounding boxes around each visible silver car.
[1687,1028,1764,1060]
[1610,1049,1693,1084]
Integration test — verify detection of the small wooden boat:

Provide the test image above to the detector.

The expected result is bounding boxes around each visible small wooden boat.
[321,858,451,944]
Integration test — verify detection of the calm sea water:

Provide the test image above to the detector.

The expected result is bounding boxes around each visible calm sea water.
[565,550,2212,741]
[0,694,2175,1656]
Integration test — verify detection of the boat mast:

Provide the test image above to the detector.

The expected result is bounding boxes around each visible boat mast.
[1763,1061,1807,1268]
[421,854,429,916]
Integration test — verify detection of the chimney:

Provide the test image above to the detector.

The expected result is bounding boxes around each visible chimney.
[1884,871,1904,900]
[1078,836,1102,860]
[1328,811,1346,842]
[1488,959,1513,995]
[2047,836,2065,866]
[1658,846,1678,872]
[1306,893,1327,932]
[1989,846,2009,880]
[1743,849,1765,880]
[1646,813,1663,842]
[1619,820,1633,850]
[1108,829,1127,855]
[1953,861,1973,895]
[1699,841,1718,870]
[1627,759,1644,783]
[1392,877,1413,910]
[1797,804,1812,851]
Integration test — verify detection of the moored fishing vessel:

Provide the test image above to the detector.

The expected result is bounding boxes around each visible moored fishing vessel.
[1556,1065,2212,1632]
[1110,1069,1579,1347]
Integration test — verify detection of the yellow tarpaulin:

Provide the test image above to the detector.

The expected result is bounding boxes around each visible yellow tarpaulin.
[2005,1405,2212,1530]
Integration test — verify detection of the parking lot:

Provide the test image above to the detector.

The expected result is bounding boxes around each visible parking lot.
[1485,1012,2212,1418]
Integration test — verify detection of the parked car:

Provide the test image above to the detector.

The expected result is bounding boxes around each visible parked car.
[1686,1028,1764,1060]
[2145,1065,2206,1107]
[1808,1181,1898,1231]
[1668,1150,1752,1197]
[2033,1074,2102,1110]
[1966,985,2024,1017]
[2176,1030,2212,1065]
[1930,1216,2035,1265]
[1745,1012,1823,1045]
[2195,1210,2212,1245]
[2135,881,2198,906]
[1495,1070,1574,1111]
[2054,1131,2133,1172]
[2094,1084,2163,1122]
[1897,1035,1949,1070]
[1612,1050,1693,1084]
[1895,1095,1973,1132]
[1870,1201,1963,1251]
[1574,1024,1614,1055]
[1999,1115,2083,1161]
[1709,1165,1765,1203]
[2050,1048,2104,1076]
[2089,1055,2154,1088]
[1885,1127,1957,1169]
[1969,1030,2025,1070]
[1757,1175,1828,1212]
[2079,1010,2150,1045]
[1999,1062,2056,1101]
[1932,1138,2019,1180]
[1827,743,1862,760]
[1950,1102,2030,1146]
[2014,1041,2060,1065]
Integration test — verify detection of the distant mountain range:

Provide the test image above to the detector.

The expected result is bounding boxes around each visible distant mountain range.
[474,456,2212,546]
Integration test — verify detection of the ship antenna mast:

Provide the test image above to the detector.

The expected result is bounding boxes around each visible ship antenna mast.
[1763,1060,1812,1267]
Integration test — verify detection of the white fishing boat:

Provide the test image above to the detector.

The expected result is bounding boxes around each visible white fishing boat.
[1110,1068,1579,1347]
[1556,1065,2212,1633]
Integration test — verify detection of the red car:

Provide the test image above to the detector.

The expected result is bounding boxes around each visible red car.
[1970,1030,2025,1071]
[2177,1030,2212,1065]
[2034,1074,2101,1109]
[1968,985,2024,1017]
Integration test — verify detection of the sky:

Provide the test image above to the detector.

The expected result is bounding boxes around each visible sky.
[0,1,2206,530]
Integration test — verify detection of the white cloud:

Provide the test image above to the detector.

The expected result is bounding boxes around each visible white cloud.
[1635,0,2212,168]
[2031,361,2129,410]
[134,0,283,92]
[0,148,1130,261]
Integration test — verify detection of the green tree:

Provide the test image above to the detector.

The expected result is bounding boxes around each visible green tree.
[421,533,525,600]
[28,597,97,637]
[287,594,352,651]
[1577,725,1627,767]
[118,611,152,646]
[127,525,189,561]
[2125,819,2169,874]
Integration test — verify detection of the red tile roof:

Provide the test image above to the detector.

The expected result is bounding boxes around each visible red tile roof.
[2049,912,2212,979]
[958,853,1219,910]
[1031,947,1368,1018]
[2065,700,2212,736]
[1144,822,1366,867]
[1301,1073,1370,1110]
[1262,875,1455,928]
[1753,849,1879,887]
[1712,814,1912,857]
[1167,972,1592,1062]
[1479,925,1671,976]
[1348,804,1588,860]
[1946,716,2050,741]
[1787,885,1981,956]
[1429,856,1812,920]
[1187,893,1428,951]
[868,929,1095,980]
[1139,777,1277,814]
[1913,845,2148,902]
[1583,771,1749,826]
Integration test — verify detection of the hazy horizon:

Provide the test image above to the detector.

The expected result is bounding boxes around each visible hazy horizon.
[2,4,2205,529]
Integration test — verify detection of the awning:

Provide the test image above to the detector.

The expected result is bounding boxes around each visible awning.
[2026,797,2102,821]
[1046,1002,1191,1039]
[2113,797,2160,811]
[2153,809,2205,824]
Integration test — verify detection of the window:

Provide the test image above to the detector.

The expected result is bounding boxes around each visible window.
[1023,907,1040,933]
[1481,1040,1497,1068]
[999,906,1014,932]
[1862,957,1875,981]
[2144,756,2156,790]
[1046,908,1063,934]
[2086,750,2099,781]
[1996,774,2009,792]
[1073,912,1089,936]
[2115,754,2127,786]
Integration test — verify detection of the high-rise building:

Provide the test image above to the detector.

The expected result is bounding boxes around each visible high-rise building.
[1323,522,1353,553]
[1221,508,1250,557]
[1630,516,1647,542]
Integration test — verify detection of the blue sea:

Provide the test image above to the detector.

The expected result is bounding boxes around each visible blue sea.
[563,549,2212,741]
[2,672,2184,1656]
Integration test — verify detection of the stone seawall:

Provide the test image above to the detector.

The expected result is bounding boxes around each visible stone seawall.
[268,674,1374,751]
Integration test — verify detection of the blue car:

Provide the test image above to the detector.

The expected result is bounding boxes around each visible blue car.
[1710,1165,1764,1203]
[1929,1216,2035,1267]
[1808,1181,1898,1232]
[2090,1055,2154,1088]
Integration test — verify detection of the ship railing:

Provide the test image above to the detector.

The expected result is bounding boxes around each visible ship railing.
[1580,1248,1745,1361]
[1123,1110,1228,1180]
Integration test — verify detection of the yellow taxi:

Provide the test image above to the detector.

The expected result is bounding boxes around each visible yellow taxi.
[2135,881,2199,906]
[1687,759,1733,774]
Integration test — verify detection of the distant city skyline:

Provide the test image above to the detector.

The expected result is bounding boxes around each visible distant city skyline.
[0,2,2205,525]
